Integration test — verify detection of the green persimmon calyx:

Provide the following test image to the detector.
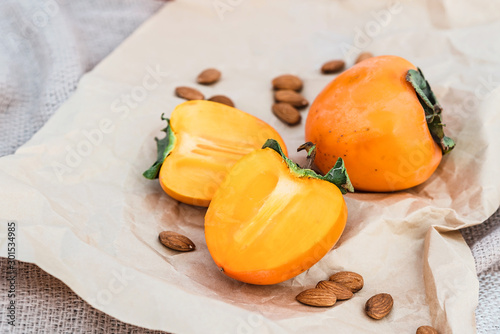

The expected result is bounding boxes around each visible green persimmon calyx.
[143,114,176,179]
[263,139,354,194]
[406,68,455,155]
[297,142,317,169]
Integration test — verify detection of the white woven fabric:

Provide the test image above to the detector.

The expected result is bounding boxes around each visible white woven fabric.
[0,1,498,333]
[462,210,500,333]
[0,259,170,333]
[0,0,163,156]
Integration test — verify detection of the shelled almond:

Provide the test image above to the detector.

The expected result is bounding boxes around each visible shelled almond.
[329,271,364,293]
[272,74,303,91]
[159,231,196,252]
[175,86,204,100]
[274,90,309,108]
[208,95,234,107]
[197,68,221,85]
[355,52,373,64]
[272,103,301,125]
[321,60,345,74]
[296,288,337,307]
[416,326,439,334]
[316,280,353,300]
[365,293,393,320]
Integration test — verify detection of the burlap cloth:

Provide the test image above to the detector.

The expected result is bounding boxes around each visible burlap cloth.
[0,1,498,333]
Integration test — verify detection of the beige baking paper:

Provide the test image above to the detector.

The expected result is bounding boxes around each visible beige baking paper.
[1,0,500,333]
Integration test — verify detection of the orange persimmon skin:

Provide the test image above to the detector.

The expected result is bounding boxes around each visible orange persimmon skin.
[159,100,287,207]
[306,55,442,192]
[205,148,347,285]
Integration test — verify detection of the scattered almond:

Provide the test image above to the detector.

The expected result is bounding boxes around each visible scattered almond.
[416,326,439,334]
[316,280,353,300]
[296,288,337,307]
[274,90,309,109]
[272,103,301,125]
[355,52,373,64]
[365,293,393,320]
[197,68,221,85]
[329,271,364,293]
[208,95,235,107]
[159,231,196,252]
[272,74,303,91]
[321,60,345,74]
[175,86,204,100]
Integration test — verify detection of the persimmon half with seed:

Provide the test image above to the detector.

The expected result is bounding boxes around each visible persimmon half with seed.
[143,100,287,207]
[306,55,455,192]
[205,139,354,285]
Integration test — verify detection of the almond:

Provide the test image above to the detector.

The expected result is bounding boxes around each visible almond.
[296,288,337,307]
[355,52,373,64]
[272,74,303,91]
[196,68,221,85]
[159,231,196,252]
[274,90,308,109]
[272,103,301,125]
[316,280,353,300]
[365,293,393,320]
[329,271,364,293]
[208,95,235,107]
[175,86,204,100]
[416,326,439,334]
[321,60,345,74]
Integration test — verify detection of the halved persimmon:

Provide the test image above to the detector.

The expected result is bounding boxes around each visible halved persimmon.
[205,140,353,285]
[143,100,287,207]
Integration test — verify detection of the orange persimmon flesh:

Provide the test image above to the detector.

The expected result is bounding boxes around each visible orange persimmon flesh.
[159,100,287,207]
[306,55,442,192]
[205,146,347,285]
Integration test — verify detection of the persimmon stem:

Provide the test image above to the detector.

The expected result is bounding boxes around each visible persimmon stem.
[297,142,317,169]
[406,68,455,155]
[263,139,354,194]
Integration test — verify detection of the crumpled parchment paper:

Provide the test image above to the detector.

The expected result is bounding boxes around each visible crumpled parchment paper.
[1,0,500,333]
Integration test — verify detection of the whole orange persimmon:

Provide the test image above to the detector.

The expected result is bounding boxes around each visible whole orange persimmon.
[306,55,454,192]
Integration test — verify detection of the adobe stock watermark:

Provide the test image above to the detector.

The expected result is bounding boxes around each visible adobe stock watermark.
[51,65,169,182]
[340,1,403,63]
[222,309,264,334]
[5,221,18,327]
[381,73,500,189]
[382,139,436,191]
[195,127,281,207]
[212,0,246,21]
[3,0,67,54]
[452,74,500,122]
[87,267,136,309]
